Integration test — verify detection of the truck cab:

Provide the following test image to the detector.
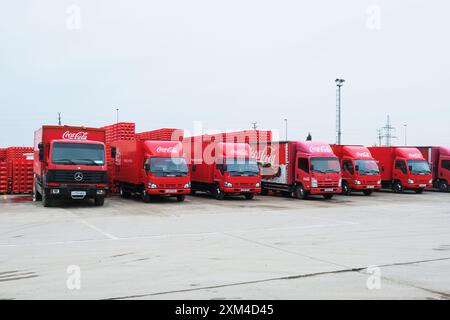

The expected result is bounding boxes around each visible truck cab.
[293,142,342,199]
[434,147,450,192]
[34,126,108,207]
[332,145,381,195]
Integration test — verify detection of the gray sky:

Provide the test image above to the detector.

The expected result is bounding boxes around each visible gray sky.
[1,0,449,147]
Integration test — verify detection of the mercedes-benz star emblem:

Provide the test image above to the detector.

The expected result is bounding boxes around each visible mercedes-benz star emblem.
[74,172,84,181]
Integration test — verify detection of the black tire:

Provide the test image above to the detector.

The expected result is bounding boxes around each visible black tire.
[414,188,424,194]
[190,189,197,195]
[323,194,334,200]
[342,181,351,195]
[142,189,151,203]
[119,185,131,198]
[214,186,224,200]
[244,193,254,200]
[176,195,185,202]
[42,192,52,207]
[34,183,42,201]
[363,190,373,196]
[260,188,269,196]
[438,180,448,192]
[392,181,404,193]
[94,197,105,206]
[293,185,307,200]
[281,191,291,197]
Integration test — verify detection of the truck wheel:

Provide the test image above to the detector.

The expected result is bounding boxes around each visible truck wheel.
[260,188,269,196]
[214,186,224,200]
[293,185,307,200]
[176,195,186,202]
[341,181,351,195]
[414,188,424,194]
[190,189,197,195]
[392,181,404,193]
[33,183,42,201]
[363,190,373,196]
[119,185,131,198]
[94,197,105,206]
[142,190,151,203]
[42,193,52,207]
[244,193,254,200]
[323,194,334,200]
[438,180,448,192]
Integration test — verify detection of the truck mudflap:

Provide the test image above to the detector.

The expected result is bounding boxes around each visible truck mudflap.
[44,185,107,200]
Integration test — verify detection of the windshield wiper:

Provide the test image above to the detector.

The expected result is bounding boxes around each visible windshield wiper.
[53,159,76,164]
[75,159,102,165]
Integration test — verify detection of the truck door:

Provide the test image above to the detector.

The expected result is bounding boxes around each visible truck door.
[297,157,310,188]
[394,159,407,182]
[441,159,450,179]
[342,160,354,181]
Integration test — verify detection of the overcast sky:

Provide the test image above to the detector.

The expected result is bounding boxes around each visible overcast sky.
[0,0,449,147]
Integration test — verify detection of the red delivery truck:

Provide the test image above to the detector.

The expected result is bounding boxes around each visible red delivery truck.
[111,140,190,202]
[416,146,450,192]
[34,125,108,207]
[183,138,261,200]
[368,147,433,193]
[251,141,342,199]
[331,145,381,195]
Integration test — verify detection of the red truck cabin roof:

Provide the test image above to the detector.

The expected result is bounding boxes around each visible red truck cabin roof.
[215,143,251,160]
[395,147,425,160]
[143,141,184,158]
[36,125,106,145]
[295,141,336,157]
[332,145,374,160]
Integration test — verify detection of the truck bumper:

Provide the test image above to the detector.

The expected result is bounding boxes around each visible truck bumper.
[405,183,432,189]
[45,185,107,200]
[352,185,381,191]
[147,188,190,195]
[222,187,261,195]
[309,187,341,195]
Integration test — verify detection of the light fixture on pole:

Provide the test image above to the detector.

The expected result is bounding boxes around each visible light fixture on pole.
[116,108,119,123]
[335,78,345,145]
[284,118,288,141]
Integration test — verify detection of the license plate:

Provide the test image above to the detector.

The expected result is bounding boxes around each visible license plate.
[366,186,375,189]
[324,188,333,192]
[419,184,426,187]
[71,191,86,197]
[165,189,177,193]
[241,188,250,192]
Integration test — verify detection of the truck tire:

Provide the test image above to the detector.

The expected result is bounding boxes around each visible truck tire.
[323,194,334,200]
[392,181,404,193]
[142,189,151,203]
[260,188,269,196]
[414,188,424,194]
[363,190,373,196]
[42,192,52,207]
[293,185,307,200]
[190,189,197,195]
[244,193,254,200]
[176,195,186,202]
[214,186,224,200]
[33,183,42,201]
[341,181,351,195]
[94,197,105,206]
[119,185,131,198]
[438,180,448,192]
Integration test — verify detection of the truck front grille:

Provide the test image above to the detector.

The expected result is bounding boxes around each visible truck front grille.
[47,170,108,184]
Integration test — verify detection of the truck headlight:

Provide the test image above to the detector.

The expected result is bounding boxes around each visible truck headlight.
[224,182,233,188]
[377,180,381,185]
[255,182,260,188]
[407,179,414,184]
[51,189,60,194]
[184,182,191,188]
[354,180,361,185]
[429,179,433,184]
[96,189,105,195]
[338,179,342,187]
[311,178,318,188]
[148,183,157,189]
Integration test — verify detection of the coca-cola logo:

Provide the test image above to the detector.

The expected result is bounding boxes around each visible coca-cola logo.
[309,145,332,154]
[157,146,178,153]
[356,152,371,158]
[62,131,88,140]
[409,153,422,159]
[230,149,248,156]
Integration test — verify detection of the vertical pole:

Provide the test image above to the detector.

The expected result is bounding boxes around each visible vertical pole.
[116,108,119,123]
[284,118,288,141]
[337,85,341,145]
[404,124,407,145]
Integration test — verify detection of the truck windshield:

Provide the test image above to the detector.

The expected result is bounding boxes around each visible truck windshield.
[225,158,259,176]
[355,160,379,175]
[52,142,105,165]
[149,157,188,176]
[311,157,340,173]
[407,160,431,175]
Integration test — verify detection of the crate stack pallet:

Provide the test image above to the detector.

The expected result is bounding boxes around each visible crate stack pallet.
[135,128,184,142]
[0,160,8,194]
[193,130,272,144]
[10,159,33,194]
[101,123,136,192]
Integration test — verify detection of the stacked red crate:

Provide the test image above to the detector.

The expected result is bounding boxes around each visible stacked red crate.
[10,159,33,194]
[101,123,136,192]
[190,130,272,144]
[135,128,184,141]
[0,148,7,161]
[0,161,8,193]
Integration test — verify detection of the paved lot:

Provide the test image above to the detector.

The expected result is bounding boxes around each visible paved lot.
[0,191,449,300]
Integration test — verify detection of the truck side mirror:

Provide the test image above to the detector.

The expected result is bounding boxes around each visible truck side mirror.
[311,165,314,171]
[355,165,359,172]
[144,163,150,171]
[38,143,44,161]
[381,166,385,172]
[111,147,117,158]
[408,165,413,172]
